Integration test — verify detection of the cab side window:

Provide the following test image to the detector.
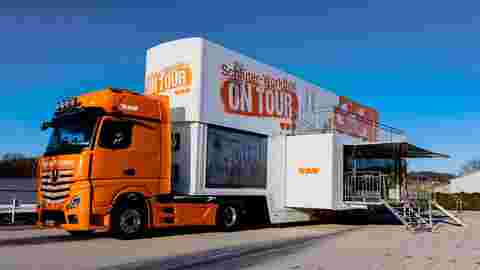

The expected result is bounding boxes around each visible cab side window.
[99,121,133,149]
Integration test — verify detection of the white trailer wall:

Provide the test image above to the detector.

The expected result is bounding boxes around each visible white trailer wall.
[285,134,336,209]
[171,123,192,194]
[201,39,339,136]
[268,133,346,223]
[145,38,204,122]
[146,38,357,223]
[171,122,207,195]
[145,38,339,136]
[145,37,341,196]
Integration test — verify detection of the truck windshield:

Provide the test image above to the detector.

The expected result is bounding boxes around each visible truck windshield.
[44,116,96,156]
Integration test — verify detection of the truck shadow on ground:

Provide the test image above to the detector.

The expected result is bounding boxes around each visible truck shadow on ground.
[0,222,333,247]
[0,226,245,247]
[0,211,406,247]
[0,232,106,247]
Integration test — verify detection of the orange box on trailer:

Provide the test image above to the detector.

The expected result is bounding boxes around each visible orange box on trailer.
[151,203,218,228]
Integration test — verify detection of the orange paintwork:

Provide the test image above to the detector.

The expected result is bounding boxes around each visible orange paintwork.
[37,88,175,232]
[77,88,168,122]
[62,181,91,230]
[151,203,218,228]
[90,115,171,213]
[37,152,91,229]
[38,153,89,203]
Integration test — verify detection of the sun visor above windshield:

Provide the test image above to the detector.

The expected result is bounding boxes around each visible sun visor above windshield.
[74,88,167,122]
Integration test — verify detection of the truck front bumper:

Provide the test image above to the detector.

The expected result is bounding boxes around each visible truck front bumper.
[38,181,92,231]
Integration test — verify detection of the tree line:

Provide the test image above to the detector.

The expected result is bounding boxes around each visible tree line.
[0,153,37,178]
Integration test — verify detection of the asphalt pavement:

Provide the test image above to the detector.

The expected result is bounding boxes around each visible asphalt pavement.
[0,212,476,270]
[0,223,357,270]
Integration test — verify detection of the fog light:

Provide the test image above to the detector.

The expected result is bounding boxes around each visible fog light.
[66,195,81,210]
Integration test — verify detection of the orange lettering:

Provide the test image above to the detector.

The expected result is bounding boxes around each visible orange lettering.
[221,79,298,119]
[298,167,320,175]
[146,64,192,95]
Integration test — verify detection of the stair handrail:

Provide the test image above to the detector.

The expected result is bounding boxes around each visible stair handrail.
[432,200,467,227]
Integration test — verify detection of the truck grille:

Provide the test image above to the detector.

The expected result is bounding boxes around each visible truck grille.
[41,169,74,203]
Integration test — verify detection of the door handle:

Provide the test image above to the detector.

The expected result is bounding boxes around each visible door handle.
[123,168,136,176]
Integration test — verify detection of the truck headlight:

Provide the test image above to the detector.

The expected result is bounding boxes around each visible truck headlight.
[66,195,81,210]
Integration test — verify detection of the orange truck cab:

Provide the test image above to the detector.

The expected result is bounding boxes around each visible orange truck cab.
[37,88,224,239]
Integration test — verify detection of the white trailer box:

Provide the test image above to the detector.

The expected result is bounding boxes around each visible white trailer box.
[144,38,364,223]
[145,37,339,135]
[285,134,343,210]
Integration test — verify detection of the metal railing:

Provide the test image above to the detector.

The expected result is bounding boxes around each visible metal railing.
[0,188,37,225]
[292,107,406,143]
[342,172,466,230]
[343,172,387,203]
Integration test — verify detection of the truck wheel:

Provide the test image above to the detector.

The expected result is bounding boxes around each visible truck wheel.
[217,204,241,231]
[112,205,145,239]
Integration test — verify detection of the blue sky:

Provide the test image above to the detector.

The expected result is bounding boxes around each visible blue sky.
[1,1,479,174]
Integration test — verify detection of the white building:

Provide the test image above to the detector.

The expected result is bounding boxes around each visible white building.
[449,171,480,193]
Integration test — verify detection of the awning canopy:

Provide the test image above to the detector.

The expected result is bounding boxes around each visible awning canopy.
[344,142,450,159]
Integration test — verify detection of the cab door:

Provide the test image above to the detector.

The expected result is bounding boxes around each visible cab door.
[90,116,161,208]
[92,116,135,180]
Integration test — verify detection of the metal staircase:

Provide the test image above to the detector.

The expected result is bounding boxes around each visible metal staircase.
[382,199,432,230]
[382,198,466,231]
[343,173,466,231]
[432,200,466,227]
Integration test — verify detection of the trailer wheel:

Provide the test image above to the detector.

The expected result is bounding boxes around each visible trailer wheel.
[217,204,241,231]
[111,204,145,240]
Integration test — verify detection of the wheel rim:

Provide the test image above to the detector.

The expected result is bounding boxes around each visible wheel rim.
[223,206,237,228]
[119,208,142,235]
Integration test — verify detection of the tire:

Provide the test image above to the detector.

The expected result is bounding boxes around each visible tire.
[217,204,241,231]
[111,204,145,240]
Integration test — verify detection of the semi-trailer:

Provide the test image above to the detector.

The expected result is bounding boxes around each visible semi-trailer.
[37,38,445,238]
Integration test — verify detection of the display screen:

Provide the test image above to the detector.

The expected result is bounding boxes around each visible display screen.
[206,127,267,188]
